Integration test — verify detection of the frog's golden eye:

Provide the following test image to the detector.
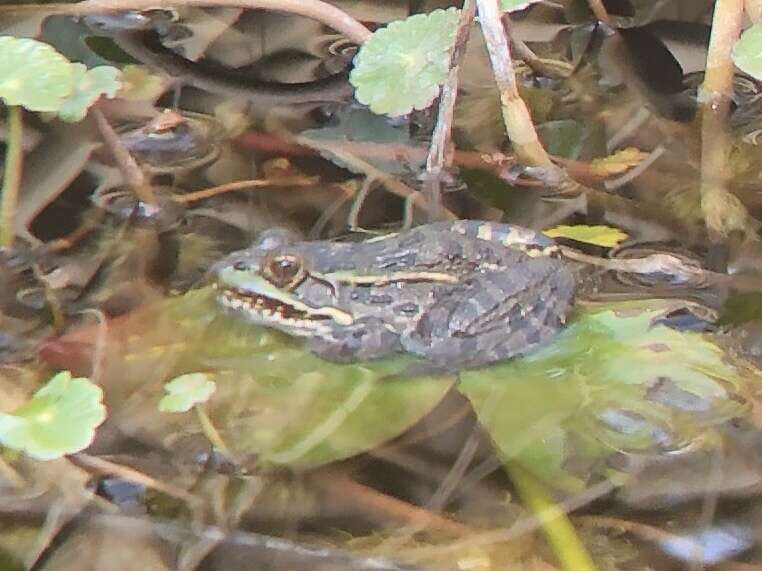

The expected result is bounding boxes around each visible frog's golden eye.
[263,254,306,290]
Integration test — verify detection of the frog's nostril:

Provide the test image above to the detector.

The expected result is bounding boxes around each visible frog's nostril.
[233,261,249,271]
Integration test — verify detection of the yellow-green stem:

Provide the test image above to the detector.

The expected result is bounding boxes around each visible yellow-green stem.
[699,0,746,238]
[507,461,597,571]
[194,406,232,458]
[1,105,23,248]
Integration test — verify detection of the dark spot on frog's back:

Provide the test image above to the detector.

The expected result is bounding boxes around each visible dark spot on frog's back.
[396,302,419,316]
[369,294,393,304]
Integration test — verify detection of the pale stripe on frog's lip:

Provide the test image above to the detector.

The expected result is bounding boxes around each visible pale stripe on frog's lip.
[216,266,355,325]
[217,287,354,332]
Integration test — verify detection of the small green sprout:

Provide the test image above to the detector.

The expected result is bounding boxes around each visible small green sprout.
[0,371,106,460]
[159,373,216,412]
[160,373,230,456]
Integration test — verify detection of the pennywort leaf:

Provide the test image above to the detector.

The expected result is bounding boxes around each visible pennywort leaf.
[0,371,106,460]
[733,23,762,80]
[350,8,460,117]
[159,373,216,413]
[0,36,74,112]
[57,64,121,122]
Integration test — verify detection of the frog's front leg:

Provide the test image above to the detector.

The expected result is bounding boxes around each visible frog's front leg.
[306,317,402,363]
[402,257,575,369]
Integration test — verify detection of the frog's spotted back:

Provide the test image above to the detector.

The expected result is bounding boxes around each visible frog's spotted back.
[450,220,562,259]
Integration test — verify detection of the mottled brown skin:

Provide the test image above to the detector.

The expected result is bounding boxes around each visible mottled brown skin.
[213,221,575,370]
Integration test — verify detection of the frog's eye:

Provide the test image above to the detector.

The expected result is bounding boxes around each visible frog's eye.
[263,254,306,290]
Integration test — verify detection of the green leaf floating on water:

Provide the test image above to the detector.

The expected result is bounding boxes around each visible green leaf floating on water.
[196,315,455,467]
[0,371,106,460]
[350,8,459,117]
[159,373,216,413]
[70,291,752,479]
[102,288,454,468]
[459,300,751,491]
[0,36,74,112]
[57,64,121,122]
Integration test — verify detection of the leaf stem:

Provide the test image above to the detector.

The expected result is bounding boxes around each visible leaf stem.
[92,109,157,204]
[507,461,598,571]
[194,405,232,458]
[699,0,747,239]
[474,0,554,167]
[1,105,24,248]
[424,0,476,218]
[426,0,476,175]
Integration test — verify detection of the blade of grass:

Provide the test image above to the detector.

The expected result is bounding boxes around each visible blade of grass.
[1,105,24,248]
[506,461,597,571]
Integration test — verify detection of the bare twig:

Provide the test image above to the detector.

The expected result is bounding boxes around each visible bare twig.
[311,473,474,537]
[425,0,476,174]
[699,0,747,239]
[172,176,318,204]
[73,453,202,506]
[475,0,554,167]
[560,246,707,285]
[295,136,458,222]
[585,0,611,24]
[1,0,371,45]
[503,14,573,79]
[422,0,476,219]
[92,109,156,204]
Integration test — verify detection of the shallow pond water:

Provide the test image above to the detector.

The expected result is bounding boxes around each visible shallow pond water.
[2,1,762,570]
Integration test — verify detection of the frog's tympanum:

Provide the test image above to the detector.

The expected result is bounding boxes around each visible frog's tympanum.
[212,221,575,370]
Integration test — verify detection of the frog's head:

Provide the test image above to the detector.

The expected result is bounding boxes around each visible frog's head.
[212,229,353,336]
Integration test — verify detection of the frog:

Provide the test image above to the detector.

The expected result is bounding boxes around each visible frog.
[211,221,575,371]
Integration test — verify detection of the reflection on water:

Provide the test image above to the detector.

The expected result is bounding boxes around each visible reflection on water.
[5,1,762,569]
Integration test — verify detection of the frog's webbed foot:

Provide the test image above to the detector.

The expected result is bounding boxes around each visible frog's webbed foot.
[306,318,401,363]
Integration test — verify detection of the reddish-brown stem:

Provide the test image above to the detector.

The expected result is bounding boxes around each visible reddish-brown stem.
[172,176,319,204]
[92,109,156,204]
[423,0,476,219]
[2,0,371,45]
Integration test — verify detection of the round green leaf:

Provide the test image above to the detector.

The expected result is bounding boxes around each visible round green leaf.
[159,373,216,412]
[0,36,74,112]
[83,289,455,468]
[459,300,752,490]
[733,23,762,81]
[57,64,121,122]
[350,8,460,117]
[0,371,106,460]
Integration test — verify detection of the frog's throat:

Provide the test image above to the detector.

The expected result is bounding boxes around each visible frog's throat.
[215,268,353,327]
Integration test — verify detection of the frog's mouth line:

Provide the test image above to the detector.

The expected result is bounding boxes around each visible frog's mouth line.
[218,287,328,325]
[214,267,355,328]
[217,285,354,330]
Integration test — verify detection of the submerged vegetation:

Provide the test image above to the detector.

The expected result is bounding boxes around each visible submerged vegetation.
[0,0,762,569]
